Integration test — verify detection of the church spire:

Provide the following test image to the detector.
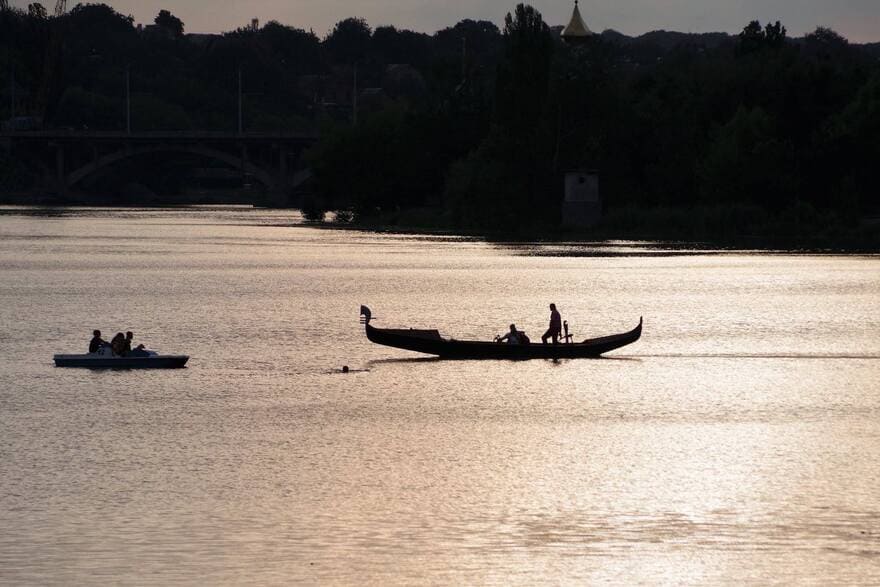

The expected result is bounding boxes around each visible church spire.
[561,0,593,44]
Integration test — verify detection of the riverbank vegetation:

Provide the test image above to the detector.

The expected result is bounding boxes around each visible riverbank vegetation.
[1,3,879,245]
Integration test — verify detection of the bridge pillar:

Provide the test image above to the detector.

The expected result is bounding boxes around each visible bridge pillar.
[53,142,66,196]
[239,144,248,184]
[259,146,294,207]
[278,146,287,178]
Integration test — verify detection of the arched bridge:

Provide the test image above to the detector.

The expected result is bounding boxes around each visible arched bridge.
[1,130,318,205]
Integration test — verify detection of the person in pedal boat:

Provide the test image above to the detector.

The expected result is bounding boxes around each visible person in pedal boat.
[123,331,149,357]
[89,329,107,353]
[110,332,126,356]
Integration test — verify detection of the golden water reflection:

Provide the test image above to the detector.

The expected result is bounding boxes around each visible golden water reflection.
[0,207,878,584]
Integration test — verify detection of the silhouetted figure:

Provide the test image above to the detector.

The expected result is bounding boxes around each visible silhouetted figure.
[89,329,107,353]
[542,303,562,344]
[110,332,126,356]
[124,331,148,357]
[497,323,521,344]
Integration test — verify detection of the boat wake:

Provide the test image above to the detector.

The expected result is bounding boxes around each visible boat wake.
[616,353,880,360]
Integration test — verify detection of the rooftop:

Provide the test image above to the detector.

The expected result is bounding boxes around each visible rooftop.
[562,0,593,41]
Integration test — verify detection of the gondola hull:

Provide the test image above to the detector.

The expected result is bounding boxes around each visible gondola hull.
[362,307,641,359]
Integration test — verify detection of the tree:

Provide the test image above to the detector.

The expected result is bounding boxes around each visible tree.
[737,20,786,55]
[817,73,880,216]
[737,20,764,55]
[803,26,850,60]
[258,21,322,77]
[495,4,553,131]
[764,21,786,48]
[27,2,46,19]
[372,26,431,67]
[155,9,183,38]
[699,106,795,207]
[308,107,464,216]
[444,128,536,229]
[261,22,320,60]
[806,26,847,47]
[444,5,558,232]
[324,17,371,63]
[67,3,135,35]
[434,19,501,58]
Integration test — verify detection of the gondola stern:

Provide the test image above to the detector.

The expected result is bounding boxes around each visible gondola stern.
[629,317,643,342]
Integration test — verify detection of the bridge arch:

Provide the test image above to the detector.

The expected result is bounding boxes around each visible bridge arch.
[66,144,277,190]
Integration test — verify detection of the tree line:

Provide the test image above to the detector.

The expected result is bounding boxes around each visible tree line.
[1,3,879,243]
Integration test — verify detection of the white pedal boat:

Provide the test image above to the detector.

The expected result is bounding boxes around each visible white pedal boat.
[54,346,189,369]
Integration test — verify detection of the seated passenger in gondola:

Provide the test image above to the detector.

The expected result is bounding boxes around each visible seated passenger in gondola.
[497,324,522,344]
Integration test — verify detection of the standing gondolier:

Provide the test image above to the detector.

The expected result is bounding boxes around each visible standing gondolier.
[542,303,562,344]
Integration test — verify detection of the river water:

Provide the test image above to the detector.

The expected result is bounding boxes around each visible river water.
[1,206,879,585]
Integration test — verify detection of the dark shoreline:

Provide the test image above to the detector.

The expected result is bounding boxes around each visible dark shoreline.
[323,226,880,254]
[1,202,878,253]
[307,217,880,254]
[311,203,880,253]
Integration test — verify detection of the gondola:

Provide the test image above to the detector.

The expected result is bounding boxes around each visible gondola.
[360,305,641,359]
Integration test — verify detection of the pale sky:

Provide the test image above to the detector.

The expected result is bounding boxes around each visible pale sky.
[13,0,880,43]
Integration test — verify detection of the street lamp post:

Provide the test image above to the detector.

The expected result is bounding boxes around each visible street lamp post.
[10,66,15,120]
[125,64,131,134]
[352,62,358,126]
[237,66,243,134]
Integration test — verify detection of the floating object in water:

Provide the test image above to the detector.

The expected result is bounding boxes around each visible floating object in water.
[53,345,189,369]
[359,305,642,359]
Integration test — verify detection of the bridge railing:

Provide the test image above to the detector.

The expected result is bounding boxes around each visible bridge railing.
[0,129,319,140]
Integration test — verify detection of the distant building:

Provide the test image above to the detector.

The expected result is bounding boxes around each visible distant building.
[296,63,428,121]
[2,116,43,131]
[562,170,601,228]
[297,67,353,108]
[357,88,391,114]
[141,24,175,40]
[185,33,219,48]
[383,64,427,102]
[561,0,594,45]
